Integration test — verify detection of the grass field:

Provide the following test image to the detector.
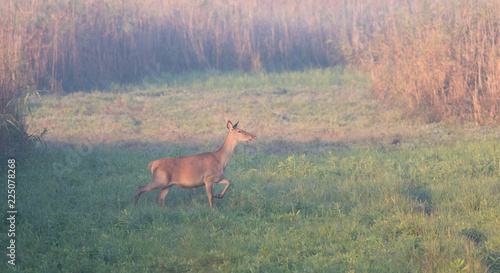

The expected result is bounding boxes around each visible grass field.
[6,68,500,272]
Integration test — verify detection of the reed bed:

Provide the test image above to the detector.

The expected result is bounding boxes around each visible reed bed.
[2,0,500,156]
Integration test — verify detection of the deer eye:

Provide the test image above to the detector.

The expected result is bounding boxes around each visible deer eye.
[238,130,242,133]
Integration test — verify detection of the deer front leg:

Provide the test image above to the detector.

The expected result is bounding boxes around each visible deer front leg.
[205,181,214,208]
[213,179,231,199]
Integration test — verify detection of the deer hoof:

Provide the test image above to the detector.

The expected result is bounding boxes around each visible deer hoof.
[213,194,223,199]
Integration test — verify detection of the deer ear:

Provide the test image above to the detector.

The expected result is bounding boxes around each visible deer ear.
[227,120,233,129]
[233,121,239,129]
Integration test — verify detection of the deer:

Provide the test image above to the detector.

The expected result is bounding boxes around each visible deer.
[134,121,256,208]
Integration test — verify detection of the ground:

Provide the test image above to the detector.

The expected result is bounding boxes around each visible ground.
[8,68,500,272]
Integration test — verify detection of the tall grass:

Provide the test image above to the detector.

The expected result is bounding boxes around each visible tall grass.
[2,0,500,124]
[0,2,43,157]
[4,0,368,92]
[362,0,500,123]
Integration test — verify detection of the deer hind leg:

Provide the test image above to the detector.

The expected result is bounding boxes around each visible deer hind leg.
[134,181,162,205]
[157,186,171,206]
[213,179,231,199]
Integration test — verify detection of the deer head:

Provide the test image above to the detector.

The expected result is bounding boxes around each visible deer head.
[227,120,256,142]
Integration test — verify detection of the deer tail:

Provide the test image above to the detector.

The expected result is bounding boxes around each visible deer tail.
[147,161,157,175]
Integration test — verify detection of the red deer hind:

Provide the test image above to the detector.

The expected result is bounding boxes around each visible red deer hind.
[134,121,256,208]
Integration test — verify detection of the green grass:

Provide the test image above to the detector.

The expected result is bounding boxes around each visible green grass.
[6,68,500,272]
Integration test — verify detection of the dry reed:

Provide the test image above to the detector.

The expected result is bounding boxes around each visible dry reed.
[362,0,500,123]
[1,0,499,154]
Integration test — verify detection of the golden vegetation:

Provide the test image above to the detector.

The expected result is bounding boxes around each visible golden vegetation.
[363,0,500,124]
[2,0,500,155]
[2,0,356,92]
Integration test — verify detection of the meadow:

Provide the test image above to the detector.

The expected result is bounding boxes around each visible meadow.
[5,68,500,272]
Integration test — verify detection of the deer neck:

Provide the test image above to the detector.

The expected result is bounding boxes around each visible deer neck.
[216,133,238,166]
